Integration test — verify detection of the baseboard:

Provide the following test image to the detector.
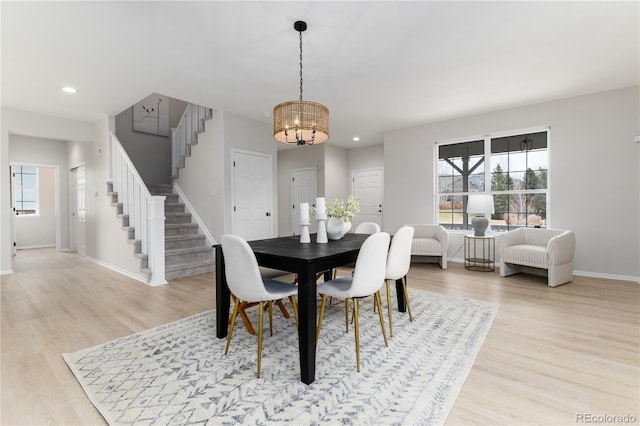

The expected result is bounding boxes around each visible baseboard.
[16,244,56,250]
[573,270,639,284]
[0,269,15,275]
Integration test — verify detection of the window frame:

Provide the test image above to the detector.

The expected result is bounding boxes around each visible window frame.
[434,126,550,234]
[13,164,40,217]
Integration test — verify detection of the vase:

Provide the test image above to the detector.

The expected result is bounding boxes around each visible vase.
[326,217,352,240]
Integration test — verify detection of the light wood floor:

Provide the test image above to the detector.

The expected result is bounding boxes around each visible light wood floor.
[1,248,638,425]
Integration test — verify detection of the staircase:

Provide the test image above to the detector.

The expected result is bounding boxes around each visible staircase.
[147,183,215,280]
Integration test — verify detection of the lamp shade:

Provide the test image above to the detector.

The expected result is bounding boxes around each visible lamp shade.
[273,100,329,145]
[467,194,495,214]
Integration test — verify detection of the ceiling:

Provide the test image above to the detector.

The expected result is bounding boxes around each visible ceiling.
[2,1,638,149]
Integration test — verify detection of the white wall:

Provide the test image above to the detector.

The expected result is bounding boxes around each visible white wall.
[175,111,225,243]
[324,144,349,202]
[384,86,640,280]
[348,144,384,172]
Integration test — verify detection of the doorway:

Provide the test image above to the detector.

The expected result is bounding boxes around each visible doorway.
[231,150,273,241]
[352,168,384,231]
[69,165,86,256]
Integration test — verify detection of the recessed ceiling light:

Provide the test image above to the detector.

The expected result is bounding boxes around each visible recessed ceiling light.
[62,86,77,94]
[353,137,360,142]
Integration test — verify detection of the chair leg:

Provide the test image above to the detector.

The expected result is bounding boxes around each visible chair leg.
[402,276,413,321]
[257,301,264,378]
[289,295,299,328]
[345,298,350,332]
[230,296,256,335]
[375,292,388,347]
[316,294,327,344]
[268,301,273,336]
[225,298,241,355]
[354,298,360,372]
[275,299,290,319]
[386,280,393,337]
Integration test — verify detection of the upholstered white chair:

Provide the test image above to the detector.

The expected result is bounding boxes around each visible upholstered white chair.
[384,225,415,337]
[316,232,390,372]
[407,224,449,269]
[354,221,381,234]
[497,228,575,287]
[221,234,299,378]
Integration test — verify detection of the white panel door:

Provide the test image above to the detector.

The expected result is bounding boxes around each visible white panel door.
[70,165,86,256]
[291,168,317,236]
[352,168,383,231]
[233,150,273,241]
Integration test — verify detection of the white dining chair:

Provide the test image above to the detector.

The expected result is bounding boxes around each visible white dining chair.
[221,234,299,378]
[315,232,390,372]
[383,225,415,337]
[354,221,381,234]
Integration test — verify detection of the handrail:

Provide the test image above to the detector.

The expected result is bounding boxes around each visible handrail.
[109,132,166,285]
[172,104,212,179]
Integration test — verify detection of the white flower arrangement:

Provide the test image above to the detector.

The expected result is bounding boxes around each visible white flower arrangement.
[318,196,360,223]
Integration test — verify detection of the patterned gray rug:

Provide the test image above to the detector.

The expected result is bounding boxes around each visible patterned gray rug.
[64,289,498,425]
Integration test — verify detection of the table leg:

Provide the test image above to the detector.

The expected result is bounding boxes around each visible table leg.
[298,265,317,384]
[215,246,230,338]
[395,276,407,312]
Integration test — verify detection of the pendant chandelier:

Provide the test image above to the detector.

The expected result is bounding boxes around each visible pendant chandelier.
[273,20,329,146]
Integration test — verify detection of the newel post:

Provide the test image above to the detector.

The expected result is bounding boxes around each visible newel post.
[148,195,167,286]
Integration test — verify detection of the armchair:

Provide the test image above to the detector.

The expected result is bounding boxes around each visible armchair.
[407,224,449,269]
[497,228,575,287]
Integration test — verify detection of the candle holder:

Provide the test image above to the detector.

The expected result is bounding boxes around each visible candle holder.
[300,220,311,243]
[316,213,328,244]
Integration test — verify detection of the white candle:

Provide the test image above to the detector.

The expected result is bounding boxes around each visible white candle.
[299,202,310,224]
[316,197,326,216]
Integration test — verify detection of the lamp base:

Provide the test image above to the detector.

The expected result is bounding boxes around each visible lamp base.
[316,219,328,244]
[300,225,310,243]
[471,214,489,237]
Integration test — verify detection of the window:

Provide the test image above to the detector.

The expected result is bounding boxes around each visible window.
[13,165,38,215]
[437,130,548,232]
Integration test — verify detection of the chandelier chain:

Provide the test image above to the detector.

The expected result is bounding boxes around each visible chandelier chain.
[299,30,303,101]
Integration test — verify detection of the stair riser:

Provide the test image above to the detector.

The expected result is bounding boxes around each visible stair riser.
[163,194,179,203]
[165,215,192,224]
[165,249,214,266]
[166,237,207,250]
[166,263,215,280]
[165,205,186,214]
[165,225,199,236]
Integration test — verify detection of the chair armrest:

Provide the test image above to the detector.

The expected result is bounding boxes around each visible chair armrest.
[497,228,524,256]
[434,226,449,253]
[547,231,575,266]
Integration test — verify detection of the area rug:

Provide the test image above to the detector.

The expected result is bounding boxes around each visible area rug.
[64,289,499,425]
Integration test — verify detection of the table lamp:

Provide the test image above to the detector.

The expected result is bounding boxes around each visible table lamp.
[467,194,494,236]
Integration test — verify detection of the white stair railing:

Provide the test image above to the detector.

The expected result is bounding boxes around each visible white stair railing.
[171,104,212,179]
[109,133,166,285]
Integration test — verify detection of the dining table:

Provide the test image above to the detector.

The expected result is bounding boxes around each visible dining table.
[215,233,407,384]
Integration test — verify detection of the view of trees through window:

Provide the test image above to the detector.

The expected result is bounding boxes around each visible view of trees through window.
[437,130,548,232]
[13,165,38,215]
